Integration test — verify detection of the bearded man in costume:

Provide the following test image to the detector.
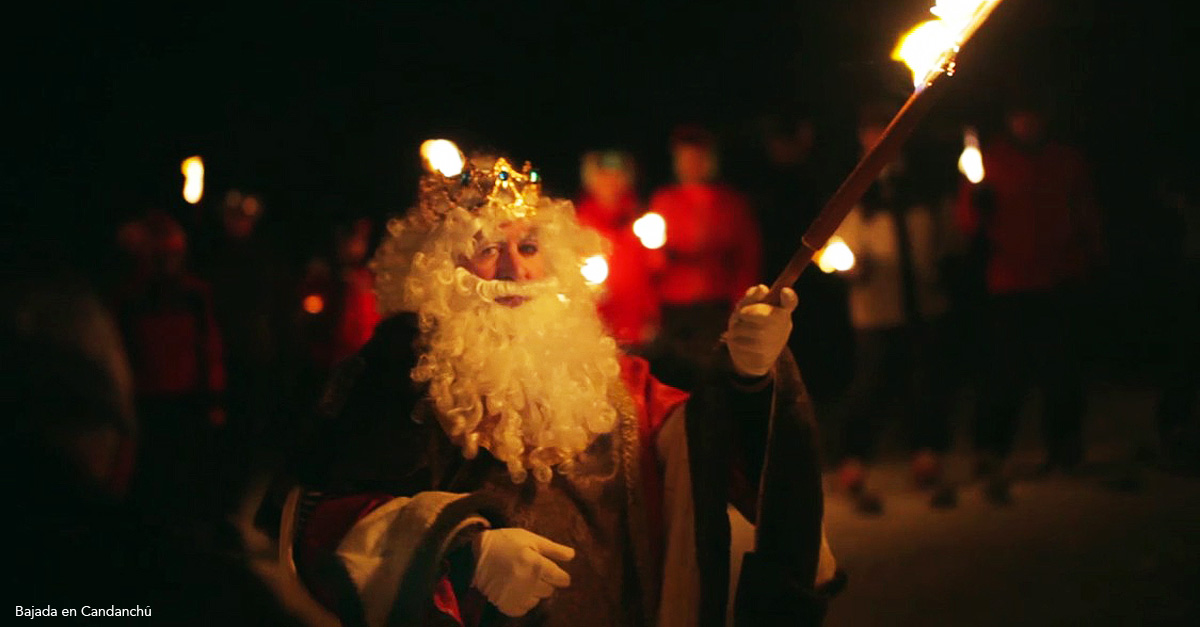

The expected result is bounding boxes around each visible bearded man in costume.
[283,145,841,627]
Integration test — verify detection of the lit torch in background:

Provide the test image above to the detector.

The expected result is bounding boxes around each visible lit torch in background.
[302,294,325,315]
[815,236,856,274]
[958,126,985,183]
[420,139,465,177]
[766,0,1005,301]
[181,156,204,204]
[581,254,609,286]
[632,211,666,250]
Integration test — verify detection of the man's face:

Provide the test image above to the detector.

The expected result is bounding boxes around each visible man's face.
[587,168,632,208]
[1007,110,1046,146]
[463,220,546,306]
[673,145,714,183]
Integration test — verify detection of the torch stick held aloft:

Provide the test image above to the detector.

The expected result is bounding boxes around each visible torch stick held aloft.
[766,78,948,300]
[764,0,1005,304]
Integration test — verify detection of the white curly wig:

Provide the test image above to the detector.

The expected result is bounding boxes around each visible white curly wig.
[370,165,623,484]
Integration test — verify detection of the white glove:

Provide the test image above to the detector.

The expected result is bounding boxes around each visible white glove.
[471,528,575,617]
[725,284,798,378]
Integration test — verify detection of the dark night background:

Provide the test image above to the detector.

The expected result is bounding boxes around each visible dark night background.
[9,0,1196,374]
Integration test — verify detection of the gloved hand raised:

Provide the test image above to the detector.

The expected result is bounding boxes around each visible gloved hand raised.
[471,528,575,617]
[725,284,799,378]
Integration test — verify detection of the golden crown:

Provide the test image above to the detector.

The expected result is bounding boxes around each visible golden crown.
[417,139,542,224]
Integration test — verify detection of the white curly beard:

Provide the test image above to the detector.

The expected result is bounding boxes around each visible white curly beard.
[411,271,623,484]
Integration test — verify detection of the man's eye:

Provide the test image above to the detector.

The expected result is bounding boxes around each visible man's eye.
[477,245,500,258]
[518,242,538,255]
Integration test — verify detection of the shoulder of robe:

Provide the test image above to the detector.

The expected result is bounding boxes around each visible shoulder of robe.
[299,313,436,490]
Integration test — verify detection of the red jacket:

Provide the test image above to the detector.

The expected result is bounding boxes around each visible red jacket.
[955,138,1103,295]
[575,192,660,346]
[333,266,382,365]
[117,275,226,399]
[648,182,762,307]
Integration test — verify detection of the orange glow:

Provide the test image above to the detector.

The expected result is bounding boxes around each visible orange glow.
[181,156,204,204]
[303,294,325,314]
[420,139,465,177]
[893,20,952,88]
[816,236,856,274]
[242,194,262,216]
[632,212,666,249]
[892,1,1001,89]
[958,126,985,183]
[581,255,609,285]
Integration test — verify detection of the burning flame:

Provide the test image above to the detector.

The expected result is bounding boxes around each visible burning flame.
[816,236,856,274]
[303,294,325,314]
[958,126,985,183]
[581,255,609,285]
[420,139,465,177]
[892,1,1001,89]
[181,156,204,204]
[632,212,666,250]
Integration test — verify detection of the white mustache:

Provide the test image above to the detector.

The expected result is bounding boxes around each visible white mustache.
[458,271,561,301]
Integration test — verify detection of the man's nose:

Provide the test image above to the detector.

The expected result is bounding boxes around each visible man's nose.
[495,244,534,282]
[495,246,518,281]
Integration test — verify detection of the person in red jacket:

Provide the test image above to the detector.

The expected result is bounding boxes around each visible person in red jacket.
[113,210,228,517]
[647,126,763,390]
[955,96,1104,503]
[331,216,384,366]
[574,150,659,351]
[296,216,384,375]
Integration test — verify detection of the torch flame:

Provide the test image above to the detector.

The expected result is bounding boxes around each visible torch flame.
[302,294,325,315]
[892,1,1002,89]
[958,126,985,184]
[420,139,465,177]
[181,156,204,204]
[816,236,856,274]
[632,212,666,250]
[581,255,609,285]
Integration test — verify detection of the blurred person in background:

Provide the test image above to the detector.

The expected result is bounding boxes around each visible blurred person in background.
[647,125,763,390]
[4,267,326,625]
[113,210,227,519]
[199,190,292,499]
[575,149,660,351]
[830,101,957,514]
[115,217,154,290]
[749,110,855,407]
[1152,173,1200,475]
[955,93,1105,503]
[331,215,383,365]
[295,213,382,394]
[753,112,822,280]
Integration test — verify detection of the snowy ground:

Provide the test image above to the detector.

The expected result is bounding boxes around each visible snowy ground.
[819,380,1200,626]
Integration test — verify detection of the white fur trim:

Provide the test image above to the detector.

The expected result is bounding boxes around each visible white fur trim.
[816,525,838,587]
[655,406,702,627]
[335,492,488,627]
[653,406,834,627]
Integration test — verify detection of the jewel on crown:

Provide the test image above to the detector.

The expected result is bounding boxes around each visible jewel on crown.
[417,139,542,225]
